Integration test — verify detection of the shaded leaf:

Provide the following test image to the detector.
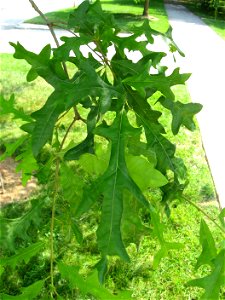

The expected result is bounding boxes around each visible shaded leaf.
[0,242,44,269]
[0,94,32,122]
[0,136,27,162]
[122,191,150,247]
[0,199,45,252]
[58,263,134,299]
[95,256,108,284]
[0,280,44,300]
[15,144,39,185]
[64,134,94,161]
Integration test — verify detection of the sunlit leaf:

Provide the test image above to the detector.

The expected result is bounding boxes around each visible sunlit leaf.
[187,250,225,300]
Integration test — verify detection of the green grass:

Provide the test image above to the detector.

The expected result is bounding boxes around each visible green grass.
[201,17,225,39]
[25,0,225,38]
[0,191,223,299]
[26,0,169,33]
[0,53,53,143]
[181,0,225,39]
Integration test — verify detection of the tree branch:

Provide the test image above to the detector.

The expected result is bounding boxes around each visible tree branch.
[28,0,68,77]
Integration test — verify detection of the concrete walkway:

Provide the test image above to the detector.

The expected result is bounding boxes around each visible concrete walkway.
[0,0,75,53]
[165,3,225,208]
[0,1,225,207]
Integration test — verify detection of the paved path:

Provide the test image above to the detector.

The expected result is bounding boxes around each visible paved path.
[0,1,225,207]
[0,0,76,53]
[165,3,225,208]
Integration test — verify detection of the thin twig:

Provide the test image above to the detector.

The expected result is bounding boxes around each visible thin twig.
[28,0,68,77]
[28,0,60,47]
[0,172,5,194]
[201,138,222,210]
[183,195,225,235]
[49,159,60,298]
[59,117,77,152]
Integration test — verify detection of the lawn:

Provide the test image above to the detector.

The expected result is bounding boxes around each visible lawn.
[26,0,225,39]
[181,0,225,40]
[0,0,223,298]
[26,0,170,33]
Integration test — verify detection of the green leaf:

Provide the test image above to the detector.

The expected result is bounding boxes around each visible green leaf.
[54,36,91,61]
[68,0,114,36]
[111,52,165,78]
[0,136,27,161]
[58,263,134,299]
[64,134,94,161]
[71,219,83,244]
[0,94,32,122]
[0,199,45,251]
[127,89,176,175]
[31,95,65,157]
[151,209,183,269]
[131,19,159,44]
[15,144,39,185]
[196,219,217,269]
[124,68,190,99]
[126,154,168,190]
[187,250,225,300]
[122,191,150,248]
[218,208,225,229]
[164,26,185,57]
[78,143,110,175]
[95,256,108,284]
[60,162,84,211]
[153,242,183,269]
[159,97,202,134]
[0,242,44,269]
[0,280,44,300]
[161,181,186,204]
[76,111,151,260]
[26,67,38,82]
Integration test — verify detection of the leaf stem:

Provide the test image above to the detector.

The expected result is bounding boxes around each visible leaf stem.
[49,158,60,298]
[201,140,222,210]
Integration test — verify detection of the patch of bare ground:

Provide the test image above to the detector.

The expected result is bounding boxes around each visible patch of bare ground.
[0,156,38,206]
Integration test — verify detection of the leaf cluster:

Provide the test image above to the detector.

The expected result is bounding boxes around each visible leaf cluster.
[1,1,223,299]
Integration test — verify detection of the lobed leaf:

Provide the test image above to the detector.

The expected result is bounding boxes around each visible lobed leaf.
[0,94,32,122]
[159,97,202,135]
[0,280,44,300]
[0,242,44,269]
[196,219,217,269]
[124,68,190,99]
[58,263,134,299]
[187,250,225,300]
